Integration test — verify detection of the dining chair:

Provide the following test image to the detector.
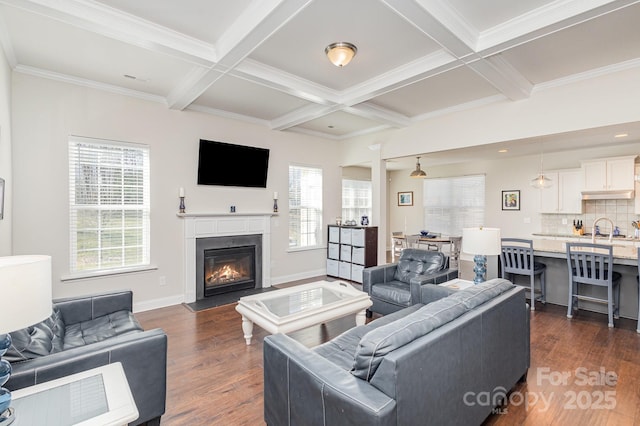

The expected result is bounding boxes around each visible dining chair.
[566,242,621,328]
[447,236,463,270]
[405,235,420,249]
[500,238,546,310]
[391,232,406,262]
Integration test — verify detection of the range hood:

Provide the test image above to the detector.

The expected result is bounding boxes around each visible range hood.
[581,190,635,200]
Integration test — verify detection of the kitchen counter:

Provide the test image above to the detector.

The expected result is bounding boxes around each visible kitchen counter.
[532,233,639,265]
[527,234,639,320]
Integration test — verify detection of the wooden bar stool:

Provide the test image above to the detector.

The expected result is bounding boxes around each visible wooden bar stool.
[566,242,621,328]
[500,238,546,310]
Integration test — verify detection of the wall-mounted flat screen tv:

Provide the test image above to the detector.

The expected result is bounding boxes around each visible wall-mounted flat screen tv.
[197,139,270,188]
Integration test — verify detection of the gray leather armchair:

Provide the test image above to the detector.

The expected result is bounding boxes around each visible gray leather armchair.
[5,290,167,426]
[363,248,458,316]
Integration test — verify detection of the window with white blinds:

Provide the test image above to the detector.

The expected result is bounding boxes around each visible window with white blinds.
[289,164,323,249]
[423,174,485,236]
[68,136,150,273]
[342,179,372,223]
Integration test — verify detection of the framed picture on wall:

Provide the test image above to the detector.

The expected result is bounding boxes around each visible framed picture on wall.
[502,190,520,211]
[398,191,413,206]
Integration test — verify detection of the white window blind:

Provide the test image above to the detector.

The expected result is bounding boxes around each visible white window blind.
[342,179,372,223]
[68,136,150,273]
[423,174,485,236]
[289,164,323,249]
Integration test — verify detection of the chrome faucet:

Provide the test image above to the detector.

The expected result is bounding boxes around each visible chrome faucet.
[592,217,614,244]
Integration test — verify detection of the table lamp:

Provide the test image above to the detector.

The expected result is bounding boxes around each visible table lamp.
[0,255,52,425]
[462,227,501,284]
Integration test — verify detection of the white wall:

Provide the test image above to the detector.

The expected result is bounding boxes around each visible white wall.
[0,43,11,255]
[11,73,342,311]
[389,143,640,239]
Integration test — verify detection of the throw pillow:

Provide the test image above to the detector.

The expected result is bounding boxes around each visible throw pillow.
[4,308,65,362]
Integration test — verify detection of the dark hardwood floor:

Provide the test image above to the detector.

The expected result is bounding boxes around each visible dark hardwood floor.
[135,279,640,425]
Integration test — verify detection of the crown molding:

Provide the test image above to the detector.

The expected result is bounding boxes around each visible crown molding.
[15,65,167,104]
[477,0,637,54]
[533,57,640,92]
[1,0,216,66]
[186,103,270,128]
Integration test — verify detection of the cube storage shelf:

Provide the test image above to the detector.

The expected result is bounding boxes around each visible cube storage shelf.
[326,225,378,283]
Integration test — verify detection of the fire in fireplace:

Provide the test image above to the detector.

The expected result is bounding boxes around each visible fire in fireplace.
[204,246,256,297]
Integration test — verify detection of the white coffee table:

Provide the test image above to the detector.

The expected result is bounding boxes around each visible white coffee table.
[235,280,372,345]
[440,278,475,290]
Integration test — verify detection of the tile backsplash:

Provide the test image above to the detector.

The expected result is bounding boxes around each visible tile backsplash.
[541,199,639,236]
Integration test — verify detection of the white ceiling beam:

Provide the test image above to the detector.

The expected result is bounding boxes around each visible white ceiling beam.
[342,50,460,106]
[386,0,532,103]
[0,0,216,66]
[231,58,341,105]
[270,103,343,131]
[344,103,412,128]
[167,0,313,110]
[478,0,640,54]
[464,55,532,101]
[382,0,476,57]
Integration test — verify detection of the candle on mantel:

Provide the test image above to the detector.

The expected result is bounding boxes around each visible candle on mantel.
[273,192,278,200]
[179,187,185,197]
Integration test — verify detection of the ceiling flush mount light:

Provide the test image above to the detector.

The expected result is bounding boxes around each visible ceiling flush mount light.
[410,156,427,178]
[325,42,357,67]
[531,143,552,189]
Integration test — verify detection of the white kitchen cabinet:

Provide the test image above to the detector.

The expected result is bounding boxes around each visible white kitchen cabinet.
[539,169,583,214]
[582,156,636,191]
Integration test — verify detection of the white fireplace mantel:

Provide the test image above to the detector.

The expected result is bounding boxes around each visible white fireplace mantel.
[179,212,275,303]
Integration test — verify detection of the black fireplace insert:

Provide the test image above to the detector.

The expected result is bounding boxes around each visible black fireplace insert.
[203,246,256,297]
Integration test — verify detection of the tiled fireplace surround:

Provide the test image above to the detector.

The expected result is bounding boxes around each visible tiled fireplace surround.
[180,213,273,303]
[541,199,640,236]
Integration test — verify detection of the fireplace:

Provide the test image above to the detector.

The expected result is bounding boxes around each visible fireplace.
[195,233,263,301]
[180,213,273,304]
[203,246,255,296]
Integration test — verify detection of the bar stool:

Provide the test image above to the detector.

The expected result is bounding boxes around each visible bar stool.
[500,238,546,310]
[566,242,621,328]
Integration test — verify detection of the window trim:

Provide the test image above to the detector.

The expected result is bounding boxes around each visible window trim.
[68,135,151,275]
[288,163,324,250]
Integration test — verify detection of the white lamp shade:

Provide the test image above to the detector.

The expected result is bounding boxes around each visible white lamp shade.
[462,228,501,256]
[0,255,52,334]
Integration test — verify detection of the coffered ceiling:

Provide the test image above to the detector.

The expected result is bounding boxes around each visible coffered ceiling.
[0,0,639,145]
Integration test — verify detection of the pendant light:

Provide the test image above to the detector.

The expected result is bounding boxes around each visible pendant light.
[410,156,427,178]
[531,143,552,189]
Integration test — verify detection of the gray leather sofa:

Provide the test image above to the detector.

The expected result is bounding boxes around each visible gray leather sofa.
[363,248,458,316]
[263,279,529,426]
[5,290,167,426]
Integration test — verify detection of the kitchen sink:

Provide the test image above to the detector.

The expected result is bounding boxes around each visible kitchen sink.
[582,233,627,238]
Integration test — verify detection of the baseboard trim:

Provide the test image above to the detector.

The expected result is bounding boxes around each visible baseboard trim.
[134,294,184,313]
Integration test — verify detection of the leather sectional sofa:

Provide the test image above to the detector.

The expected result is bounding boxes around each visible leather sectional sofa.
[263,279,529,426]
[5,290,167,426]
